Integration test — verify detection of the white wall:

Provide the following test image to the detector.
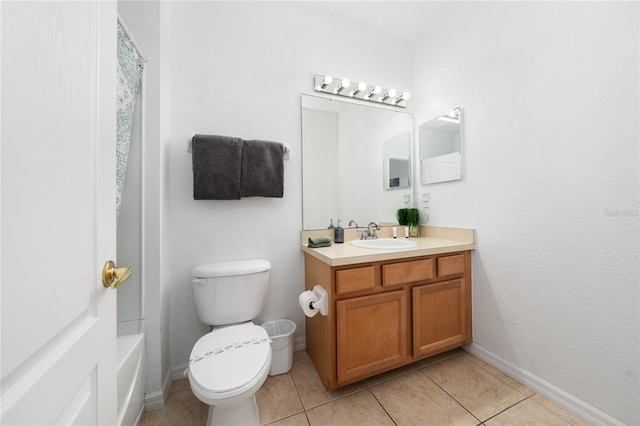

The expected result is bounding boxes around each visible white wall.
[165,1,413,372]
[412,2,639,424]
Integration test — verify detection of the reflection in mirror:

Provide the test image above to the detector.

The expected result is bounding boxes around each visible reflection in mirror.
[301,95,413,230]
[419,107,463,185]
[383,132,411,190]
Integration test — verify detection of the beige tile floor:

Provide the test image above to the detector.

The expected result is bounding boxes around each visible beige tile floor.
[140,349,590,426]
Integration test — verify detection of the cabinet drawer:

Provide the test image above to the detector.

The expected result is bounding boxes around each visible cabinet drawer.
[336,266,376,294]
[382,259,434,287]
[437,254,465,277]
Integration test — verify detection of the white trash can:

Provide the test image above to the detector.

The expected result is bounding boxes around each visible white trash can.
[261,319,296,376]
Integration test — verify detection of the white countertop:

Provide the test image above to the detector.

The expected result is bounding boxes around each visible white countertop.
[301,226,475,267]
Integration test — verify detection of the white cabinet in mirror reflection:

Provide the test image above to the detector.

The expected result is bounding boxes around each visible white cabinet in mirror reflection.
[419,107,463,185]
[421,152,461,184]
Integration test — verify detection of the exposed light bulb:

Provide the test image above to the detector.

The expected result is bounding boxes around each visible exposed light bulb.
[335,78,351,94]
[350,81,367,97]
[380,89,396,102]
[394,92,411,104]
[318,74,333,91]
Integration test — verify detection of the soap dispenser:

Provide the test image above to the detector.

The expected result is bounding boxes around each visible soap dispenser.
[334,220,344,244]
[328,219,336,230]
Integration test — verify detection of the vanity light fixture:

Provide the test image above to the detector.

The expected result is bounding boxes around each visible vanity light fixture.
[446,108,460,118]
[437,107,461,123]
[366,85,382,99]
[313,74,409,108]
[379,89,396,102]
[317,74,333,90]
[394,92,411,104]
[335,78,350,94]
[350,81,367,97]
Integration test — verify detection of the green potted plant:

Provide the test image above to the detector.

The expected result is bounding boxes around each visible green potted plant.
[396,208,423,237]
[396,208,409,227]
[406,208,422,237]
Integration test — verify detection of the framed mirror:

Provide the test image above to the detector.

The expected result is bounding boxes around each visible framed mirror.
[419,107,463,185]
[301,95,413,230]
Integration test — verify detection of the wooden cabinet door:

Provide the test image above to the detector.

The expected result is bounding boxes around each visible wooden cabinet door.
[336,290,408,384]
[413,279,466,357]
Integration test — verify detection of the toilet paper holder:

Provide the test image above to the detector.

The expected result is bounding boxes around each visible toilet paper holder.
[311,285,328,315]
[302,285,328,316]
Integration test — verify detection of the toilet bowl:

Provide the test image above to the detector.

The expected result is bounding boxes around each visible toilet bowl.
[188,322,272,425]
[188,259,272,425]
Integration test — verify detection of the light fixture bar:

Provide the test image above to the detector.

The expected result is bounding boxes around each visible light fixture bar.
[313,74,409,108]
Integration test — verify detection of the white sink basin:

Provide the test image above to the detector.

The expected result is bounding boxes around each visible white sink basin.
[350,238,417,250]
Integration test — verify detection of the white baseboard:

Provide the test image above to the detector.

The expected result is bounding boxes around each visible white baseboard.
[466,343,624,426]
[133,405,145,426]
[293,336,306,352]
[144,368,172,411]
[170,362,189,381]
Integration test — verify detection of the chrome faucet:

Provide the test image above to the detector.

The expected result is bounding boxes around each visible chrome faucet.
[348,220,358,228]
[364,222,379,240]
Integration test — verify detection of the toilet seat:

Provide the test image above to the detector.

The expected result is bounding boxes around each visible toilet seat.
[188,322,271,401]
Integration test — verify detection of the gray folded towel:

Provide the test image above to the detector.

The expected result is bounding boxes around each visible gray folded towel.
[192,135,243,200]
[240,140,284,198]
[308,236,332,248]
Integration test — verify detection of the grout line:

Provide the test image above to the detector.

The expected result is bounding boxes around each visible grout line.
[264,410,308,426]
[300,388,368,413]
[462,354,533,394]
[363,368,417,389]
[419,357,554,425]
[288,369,307,411]
[480,396,534,424]
[522,394,576,425]
[368,387,398,425]
[302,410,311,426]
[417,369,483,424]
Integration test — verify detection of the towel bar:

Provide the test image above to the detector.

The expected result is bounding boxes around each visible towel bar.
[187,139,290,159]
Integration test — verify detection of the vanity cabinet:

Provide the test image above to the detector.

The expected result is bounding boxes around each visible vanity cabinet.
[304,250,472,390]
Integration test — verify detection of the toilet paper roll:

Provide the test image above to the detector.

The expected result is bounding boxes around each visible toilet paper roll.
[299,290,319,317]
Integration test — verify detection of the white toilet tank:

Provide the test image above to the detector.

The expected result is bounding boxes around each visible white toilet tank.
[191,259,271,326]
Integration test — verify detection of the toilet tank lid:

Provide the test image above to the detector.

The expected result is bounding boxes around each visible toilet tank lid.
[192,259,271,278]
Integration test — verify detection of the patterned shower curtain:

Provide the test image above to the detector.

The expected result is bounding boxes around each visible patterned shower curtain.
[116,21,145,221]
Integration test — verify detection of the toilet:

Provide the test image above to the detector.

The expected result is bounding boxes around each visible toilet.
[188,259,272,426]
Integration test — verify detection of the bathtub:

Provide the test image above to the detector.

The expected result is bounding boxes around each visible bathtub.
[117,333,145,426]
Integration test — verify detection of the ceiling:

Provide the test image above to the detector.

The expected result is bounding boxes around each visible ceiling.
[307,1,453,42]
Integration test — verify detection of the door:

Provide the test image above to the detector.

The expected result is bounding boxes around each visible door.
[413,279,467,357]
[1,2,118,424]
[336,290,408,384]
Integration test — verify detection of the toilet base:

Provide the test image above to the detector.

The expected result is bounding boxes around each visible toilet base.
[205,394,260,426]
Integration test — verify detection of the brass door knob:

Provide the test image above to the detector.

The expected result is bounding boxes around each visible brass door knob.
[102,260,132,289]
